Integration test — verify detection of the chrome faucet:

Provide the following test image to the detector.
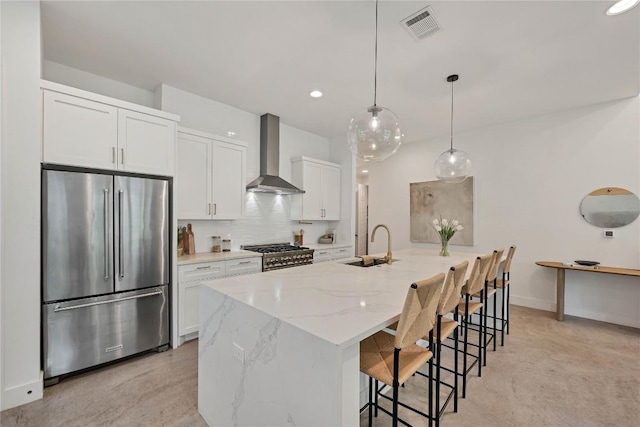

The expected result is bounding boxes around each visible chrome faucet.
[371,224,393,265]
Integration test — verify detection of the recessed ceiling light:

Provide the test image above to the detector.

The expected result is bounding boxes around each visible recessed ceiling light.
[606,0,639,15]
[227,131,236,137]
[309,90,323,98]
[361,169,369,174]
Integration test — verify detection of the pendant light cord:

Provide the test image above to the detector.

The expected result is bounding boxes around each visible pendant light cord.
[450,77,454,151]
[373,0,378,107]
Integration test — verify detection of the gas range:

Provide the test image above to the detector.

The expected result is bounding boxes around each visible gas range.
[242,243,314,272]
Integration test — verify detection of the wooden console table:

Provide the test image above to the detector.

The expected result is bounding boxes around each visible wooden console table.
[535,261,640,321]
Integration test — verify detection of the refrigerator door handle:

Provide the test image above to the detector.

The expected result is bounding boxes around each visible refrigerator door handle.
[53,288,164,312]
[118,189,124,278]
[104,188,110,280]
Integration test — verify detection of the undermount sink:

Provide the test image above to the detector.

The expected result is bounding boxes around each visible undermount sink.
[345,258,399,267]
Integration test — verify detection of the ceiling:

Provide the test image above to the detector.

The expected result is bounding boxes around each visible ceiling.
[41,1,639,145]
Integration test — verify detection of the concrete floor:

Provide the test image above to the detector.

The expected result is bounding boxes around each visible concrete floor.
[1,306,638,427]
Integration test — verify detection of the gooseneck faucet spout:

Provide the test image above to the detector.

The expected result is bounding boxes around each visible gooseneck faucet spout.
[371,224,393,265]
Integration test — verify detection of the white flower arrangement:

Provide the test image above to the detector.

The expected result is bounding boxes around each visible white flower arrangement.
[432,217,463,255]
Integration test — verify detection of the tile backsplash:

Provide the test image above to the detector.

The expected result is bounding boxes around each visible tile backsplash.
[178,192,337,253]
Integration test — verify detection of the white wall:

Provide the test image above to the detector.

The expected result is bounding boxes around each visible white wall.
[368,96,640,327]
[160,84,344,249]
[0,1,43,410]
[43,60,155,107]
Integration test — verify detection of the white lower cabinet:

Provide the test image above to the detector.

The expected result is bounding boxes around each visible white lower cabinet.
[177,257,261,340]
[313,246,353,263]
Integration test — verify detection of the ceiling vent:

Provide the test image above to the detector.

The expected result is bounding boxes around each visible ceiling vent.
[400,6,440,41]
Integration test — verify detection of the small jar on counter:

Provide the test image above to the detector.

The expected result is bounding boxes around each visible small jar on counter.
[222,238,231,252]
[212,236,221,253]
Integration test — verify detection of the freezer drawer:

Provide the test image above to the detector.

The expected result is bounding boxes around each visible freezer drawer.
[43,285,169,379]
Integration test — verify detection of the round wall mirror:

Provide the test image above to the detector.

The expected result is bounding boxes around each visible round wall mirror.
[580,187,640,228]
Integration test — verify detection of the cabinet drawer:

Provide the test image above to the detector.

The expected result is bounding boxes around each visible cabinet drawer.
[314,250,332,263]
[226,257,262,276]
[333,247,351,260]
[178,261,226,282]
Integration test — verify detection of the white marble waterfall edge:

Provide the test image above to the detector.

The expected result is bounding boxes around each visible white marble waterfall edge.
[198,287,359,426]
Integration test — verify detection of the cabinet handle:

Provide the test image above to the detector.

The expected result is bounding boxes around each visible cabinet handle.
[208,203,212,215]
[103,189,110,280]
[196,265,212,270]
[214,204,217,215]
[118,190,124,278]
[238,261,252,265]
[111,147,116,164]
[120,148,125,164]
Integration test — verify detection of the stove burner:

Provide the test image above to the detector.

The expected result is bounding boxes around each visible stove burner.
[242,243,315,271]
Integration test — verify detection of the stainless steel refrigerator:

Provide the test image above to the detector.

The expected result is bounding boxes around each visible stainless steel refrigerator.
[42,168,170,383]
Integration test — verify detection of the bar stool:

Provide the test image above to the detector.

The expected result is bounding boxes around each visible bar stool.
[495,245,516,346]
[474,248,504,362]
[457,253,494,398]
[431,260,468,425]
[360,273,445,427]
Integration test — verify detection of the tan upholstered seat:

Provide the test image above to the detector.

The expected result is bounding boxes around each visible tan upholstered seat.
[473,288,496,298]
[457,300,483,315]
[360,331,433,386]
[360,273,445,427]
[495,279,509,289]
[432,317,458,342]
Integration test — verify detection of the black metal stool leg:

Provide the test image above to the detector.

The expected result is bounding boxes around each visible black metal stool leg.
[501,283,506,346]
[368,376,373,427]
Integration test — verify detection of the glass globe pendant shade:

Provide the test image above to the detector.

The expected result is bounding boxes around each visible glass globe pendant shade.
[434,148,472,183]
[348,105,402,163]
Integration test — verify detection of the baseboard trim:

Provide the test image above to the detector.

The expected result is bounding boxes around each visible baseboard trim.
[510,295,555,312]
[511,296,640,328]
[2,371,43,411]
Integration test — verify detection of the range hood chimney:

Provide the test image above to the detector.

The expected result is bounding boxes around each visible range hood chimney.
[246,113,305,195]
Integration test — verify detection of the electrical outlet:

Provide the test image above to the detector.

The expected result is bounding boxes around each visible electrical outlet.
[603,230,614,238]
[233,342,245,363]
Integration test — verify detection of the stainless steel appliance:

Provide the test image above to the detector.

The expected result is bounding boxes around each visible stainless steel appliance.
[242,243,314,271]
[42,168,170,383]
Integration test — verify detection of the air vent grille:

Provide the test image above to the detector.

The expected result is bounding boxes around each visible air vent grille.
[401,6,440,40]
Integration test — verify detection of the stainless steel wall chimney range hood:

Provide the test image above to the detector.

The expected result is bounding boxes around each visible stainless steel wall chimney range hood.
[246,113,305,195]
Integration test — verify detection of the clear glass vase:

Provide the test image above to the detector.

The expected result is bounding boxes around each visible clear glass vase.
[440,237,450,256]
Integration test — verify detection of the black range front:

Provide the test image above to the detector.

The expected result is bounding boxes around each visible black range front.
[242,243,314,271]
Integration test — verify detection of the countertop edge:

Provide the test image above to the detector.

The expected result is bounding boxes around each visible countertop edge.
[178,250,262,265]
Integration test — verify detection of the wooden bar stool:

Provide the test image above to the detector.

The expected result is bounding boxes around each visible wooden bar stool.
[474,248,504,362]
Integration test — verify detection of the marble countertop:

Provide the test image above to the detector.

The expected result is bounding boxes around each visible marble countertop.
[201,248,482,349]
[177,250,262,265]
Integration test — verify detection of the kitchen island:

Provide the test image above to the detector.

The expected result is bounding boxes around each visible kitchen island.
[198,248,482,426]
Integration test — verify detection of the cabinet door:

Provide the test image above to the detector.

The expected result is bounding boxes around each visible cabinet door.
[211,141,245,219]
[302,161,324,220]
[178,281,201,336]
[177,133,212,219]
[322,165,341,220]
[118,110,175,176]
[43,91,118,170]
[178,262,226,337]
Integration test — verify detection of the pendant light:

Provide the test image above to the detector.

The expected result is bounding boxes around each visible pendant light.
[347,0,402,163]
[434,74,472,183]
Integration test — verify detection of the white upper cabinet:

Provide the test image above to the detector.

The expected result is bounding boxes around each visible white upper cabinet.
[118,110,175,176]
[177,128,247,220]
[291,156,341,221]
[43,91,119,170]
[41,81,179,176]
